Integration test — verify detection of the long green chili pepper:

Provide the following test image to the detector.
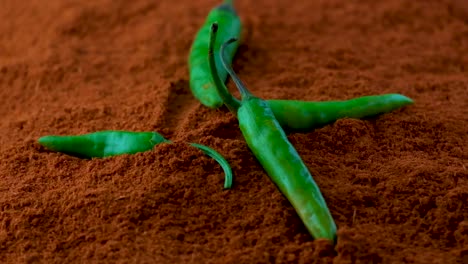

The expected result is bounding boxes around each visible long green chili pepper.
[188,0,241,108]
[216,94,413,132]
[188,2,412,127]
[38,130,233,189]
[208,23,337,241]
[269,94,413,132]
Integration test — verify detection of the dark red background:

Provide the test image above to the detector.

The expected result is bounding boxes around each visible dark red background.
[0,0,467,263]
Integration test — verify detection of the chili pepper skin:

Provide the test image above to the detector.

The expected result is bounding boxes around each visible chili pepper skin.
[38,130,233,189]
[209,24,337,241]
[188,0,241,108]
[268,94,413,132]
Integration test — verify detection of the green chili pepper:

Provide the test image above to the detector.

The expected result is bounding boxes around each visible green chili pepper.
[209,23,337,241]
[187,1,412,126]
[268,94,414,132]
[38,131,168,158]
[188,0,241,108]
[38,130,233,189]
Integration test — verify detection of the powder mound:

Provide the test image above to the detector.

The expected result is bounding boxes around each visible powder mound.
[0,0,467,263]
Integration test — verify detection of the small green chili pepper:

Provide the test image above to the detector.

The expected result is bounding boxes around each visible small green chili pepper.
[38,130,233,189]
[188,0,241,108]
[38,131,168,158]
[189,143,232,189]
[209,23,337,241]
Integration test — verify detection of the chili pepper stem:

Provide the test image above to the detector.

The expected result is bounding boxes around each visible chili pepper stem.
[219,38,254,101]
[208,23,241,112]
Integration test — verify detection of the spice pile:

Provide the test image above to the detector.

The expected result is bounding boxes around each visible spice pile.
[37,0,414,243]
[0,0,467,263]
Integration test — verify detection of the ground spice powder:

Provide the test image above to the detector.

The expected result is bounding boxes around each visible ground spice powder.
[0,0,467,263]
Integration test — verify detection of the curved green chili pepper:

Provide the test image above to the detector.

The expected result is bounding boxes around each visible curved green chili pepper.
[38,130,233,189]
[190,143,232,189]
[188,0,241,108]
[269,94,413,132]
[209,23,337,241]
